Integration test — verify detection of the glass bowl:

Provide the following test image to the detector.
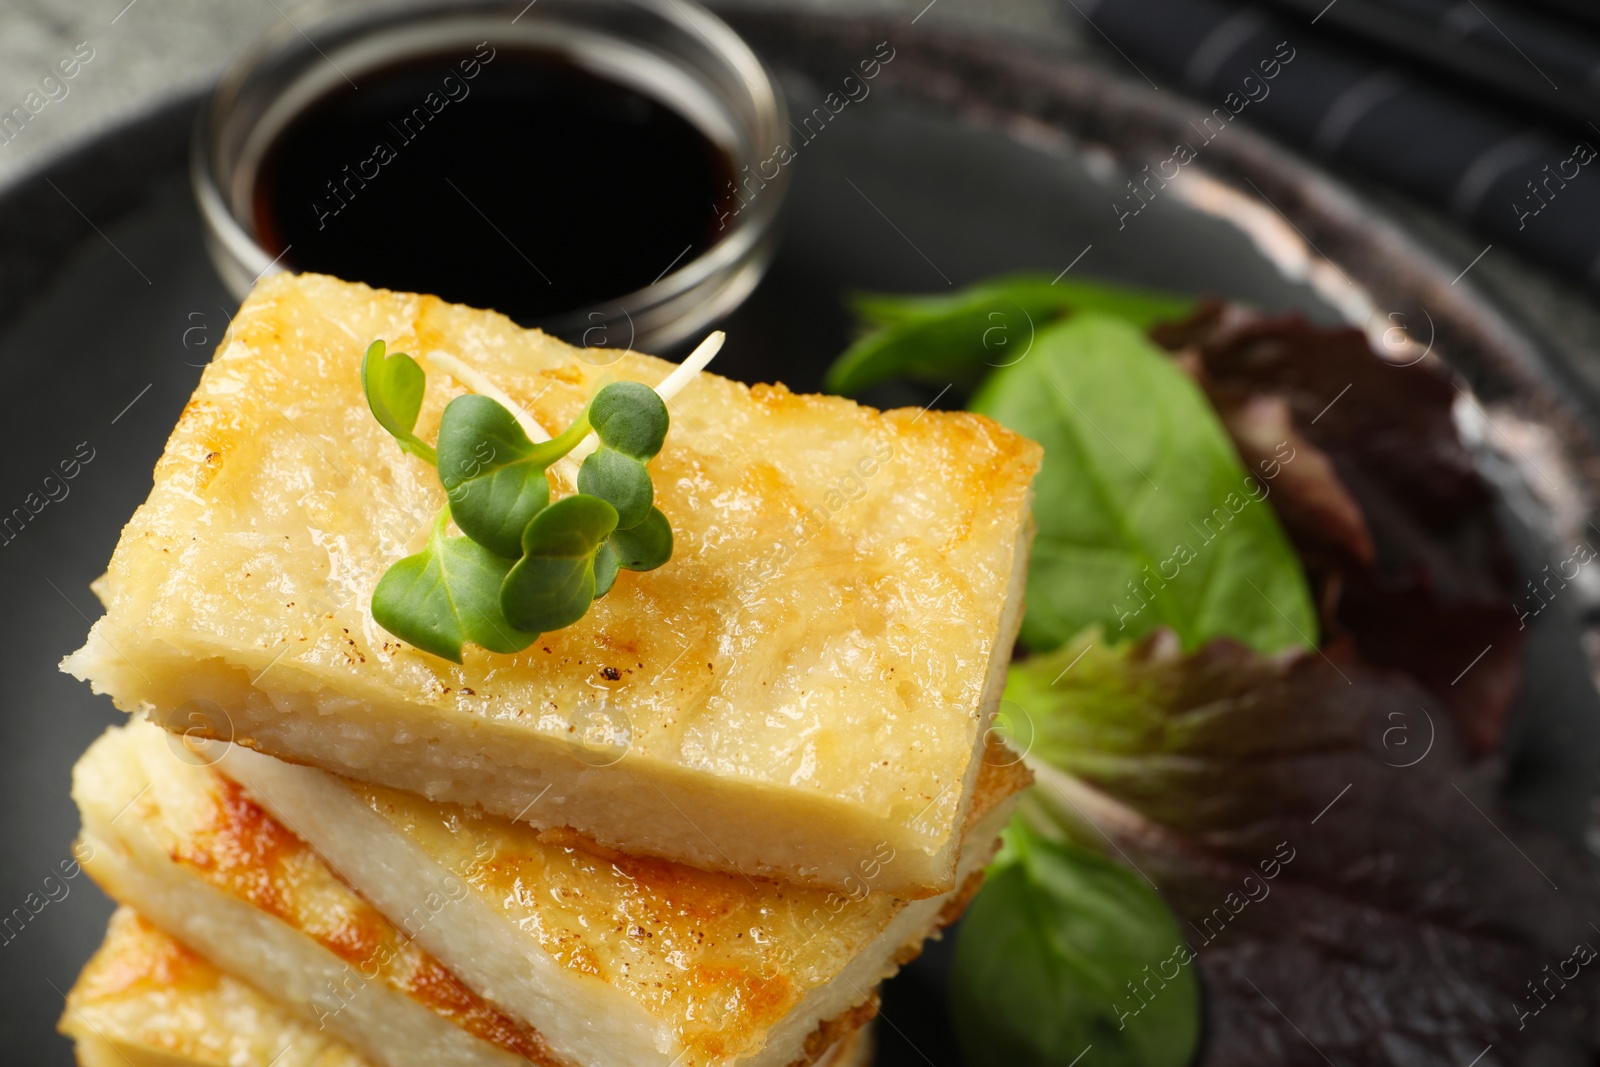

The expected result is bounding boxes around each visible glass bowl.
[193,0,790,352]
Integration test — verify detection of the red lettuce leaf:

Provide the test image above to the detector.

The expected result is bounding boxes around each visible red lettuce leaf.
[1013,632,1600,1067]
[1152,303,1525,755]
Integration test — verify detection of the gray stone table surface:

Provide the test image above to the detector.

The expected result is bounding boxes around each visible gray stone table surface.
[0,0,1594,407]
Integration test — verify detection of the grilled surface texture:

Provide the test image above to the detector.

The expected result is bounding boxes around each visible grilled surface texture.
[73,723,551,1067]
[73,721,1022,1067]
[60,907,371,1067]
[226,737,1028,1067]
[63,271,1039,895]
[60,909,876,1067]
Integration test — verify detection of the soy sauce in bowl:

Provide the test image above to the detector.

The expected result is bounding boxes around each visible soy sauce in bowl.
[196,0,790,351]
[254,46,736,324]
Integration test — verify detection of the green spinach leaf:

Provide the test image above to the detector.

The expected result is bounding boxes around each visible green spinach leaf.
[972,313,1316,654]
[951,818,1200,1067]
[825,273,1194,396]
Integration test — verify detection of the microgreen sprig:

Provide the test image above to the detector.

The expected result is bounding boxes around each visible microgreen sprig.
[362,340,437,464]
[361,340,700,663]
[437,393,590,559]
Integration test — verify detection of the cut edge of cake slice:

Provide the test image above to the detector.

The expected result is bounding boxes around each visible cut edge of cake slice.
[71,720,984,1067]
[222,735,1028,1067]
[72,726,545,1067]
[60,907,874,1067]
[62,271,1042,899]
[60,906,371,1067]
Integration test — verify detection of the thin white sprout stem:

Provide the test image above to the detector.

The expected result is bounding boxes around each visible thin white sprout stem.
[425,330,725,483]
[567,330,723,464]
[426,350,549,440]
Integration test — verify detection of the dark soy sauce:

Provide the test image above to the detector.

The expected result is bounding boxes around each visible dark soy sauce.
[254,44,737,324]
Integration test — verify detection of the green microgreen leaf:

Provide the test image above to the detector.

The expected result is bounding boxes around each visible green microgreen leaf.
[371,508,540,663]
[501,494,619,633]
[608,506,672,571]
[578,448,653,530]
[593,541,620,599]
[361,340,437,464]
[588,381,669,458]
[580,382,668,530]
[360,341,680,658]
[437,394,591,560]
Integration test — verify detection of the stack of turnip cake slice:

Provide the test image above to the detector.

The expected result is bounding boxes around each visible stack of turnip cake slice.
[58,273,1040,1067]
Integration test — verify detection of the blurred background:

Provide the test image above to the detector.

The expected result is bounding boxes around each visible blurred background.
[4,0,1598,451]
[5,0,1599,350]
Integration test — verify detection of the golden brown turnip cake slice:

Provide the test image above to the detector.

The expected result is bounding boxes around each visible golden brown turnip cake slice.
[71,721,1021,1067]
[63,271,1039,897]
[60,908,875,1067]
[225,733,1025,1067]
[60,907,372,1067]
[74,725,556,1067]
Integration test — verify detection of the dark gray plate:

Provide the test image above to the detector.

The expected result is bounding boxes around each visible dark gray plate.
[1,13,1594,1065]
